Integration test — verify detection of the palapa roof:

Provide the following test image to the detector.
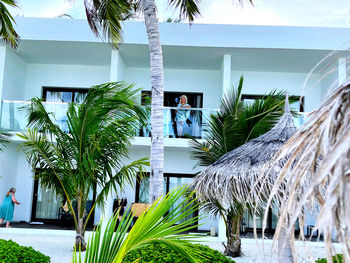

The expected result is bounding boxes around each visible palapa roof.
[192,97,297,209]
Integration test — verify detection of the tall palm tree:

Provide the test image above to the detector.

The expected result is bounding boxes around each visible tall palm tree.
[0,0,20,48]
[82,0,253,203]
[19,82,149,250]
[190,76,297,256]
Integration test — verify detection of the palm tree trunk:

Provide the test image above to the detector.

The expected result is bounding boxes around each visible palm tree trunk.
[225,214,242,257]
[142,0,165,203]
[75,197,86,251]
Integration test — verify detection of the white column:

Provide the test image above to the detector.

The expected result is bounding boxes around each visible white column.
[221,54,232,97]
[110,49,119,82]
[338,57,347,86]
[100,49,120,228]
[0,47,7,108]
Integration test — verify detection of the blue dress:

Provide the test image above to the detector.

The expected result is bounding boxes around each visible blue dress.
[0,194,14,221]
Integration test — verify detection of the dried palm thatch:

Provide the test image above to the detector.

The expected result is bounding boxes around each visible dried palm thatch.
[191,98,297,211]
[262,82,350,262]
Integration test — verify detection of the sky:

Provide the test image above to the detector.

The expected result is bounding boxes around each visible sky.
[8,0,350,28]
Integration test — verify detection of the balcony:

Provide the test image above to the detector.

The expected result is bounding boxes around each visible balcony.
[0,100,305,142]
[0,101,217,139]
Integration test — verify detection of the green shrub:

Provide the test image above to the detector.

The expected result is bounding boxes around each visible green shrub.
[123,243,235,263]
[0,239,50,263]
[315,254,343,263]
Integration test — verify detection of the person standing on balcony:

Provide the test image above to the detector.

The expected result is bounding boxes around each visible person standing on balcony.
[0,187,20,228]
[175,95,191,137]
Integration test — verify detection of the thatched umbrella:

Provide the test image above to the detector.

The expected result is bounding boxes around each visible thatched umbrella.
[192,96,297,261]
[192,97,297,209]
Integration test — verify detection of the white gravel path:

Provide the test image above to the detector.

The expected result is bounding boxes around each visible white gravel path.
[0,228,342,263]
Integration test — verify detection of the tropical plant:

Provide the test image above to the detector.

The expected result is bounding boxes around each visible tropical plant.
[72,187,202,263]
[123,243,235,263]
[19,82,149,250]
[0,129,10,152]
[80,0,253,204]
[0,0,20,48]
[0,239,50,263]
[190,76,298,256]
[261,82,350,262]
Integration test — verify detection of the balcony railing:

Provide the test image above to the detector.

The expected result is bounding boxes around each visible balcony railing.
[0,101,218,139]
[137,107,218,139]
[0,100,305,139]
[0,100,70,132]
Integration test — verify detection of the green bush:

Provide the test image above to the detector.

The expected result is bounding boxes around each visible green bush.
[315,254,343,263]
[0,239,50,263]
[123,243,235,263]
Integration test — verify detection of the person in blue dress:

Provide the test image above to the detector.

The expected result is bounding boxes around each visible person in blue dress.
[175,95,191,137]
[0,187,20,228]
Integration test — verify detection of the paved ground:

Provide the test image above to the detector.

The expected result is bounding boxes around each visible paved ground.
[0,228,342,263]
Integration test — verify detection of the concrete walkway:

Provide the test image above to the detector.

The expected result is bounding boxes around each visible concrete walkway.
[0,228,342,263]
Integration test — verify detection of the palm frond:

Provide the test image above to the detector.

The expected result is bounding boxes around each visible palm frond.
[262,82,350,261]
[191,77,293,167]
[73,187,202,263]
[84,0,134,47]
[0,0,19,49]
[0,129,10,152]
[167,0,202,22]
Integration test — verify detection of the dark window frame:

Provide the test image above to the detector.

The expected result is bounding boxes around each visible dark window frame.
[141,90,204,108]
[42,87,89,102]
[241,94,305,112]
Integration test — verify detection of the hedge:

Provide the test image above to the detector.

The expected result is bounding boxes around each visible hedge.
[315,254,343,263]
[0,239,50,263]
[123,243,235,263]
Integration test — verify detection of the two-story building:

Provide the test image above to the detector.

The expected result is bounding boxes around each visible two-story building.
[0,17,348,238]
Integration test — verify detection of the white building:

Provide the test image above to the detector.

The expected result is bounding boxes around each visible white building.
[0,17,347,237]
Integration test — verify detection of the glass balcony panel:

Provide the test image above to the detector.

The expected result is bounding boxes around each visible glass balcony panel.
[0,101,70,132]
[1,101,218,139]
[0,101,29,131]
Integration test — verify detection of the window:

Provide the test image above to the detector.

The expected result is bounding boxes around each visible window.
[242,94,304,127]
[135,173,197,227]
[241,94,304,112]
[43,87,89,103]
[42,87,89,132]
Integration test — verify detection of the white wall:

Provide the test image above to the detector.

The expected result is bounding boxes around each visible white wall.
[24,64,110,100]
[2,48,27,101]
[0,142,33,222]
[125,67,221,108]
[232,70,323,112]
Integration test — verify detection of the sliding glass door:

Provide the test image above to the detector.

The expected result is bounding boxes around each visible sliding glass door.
[135,173,197,227]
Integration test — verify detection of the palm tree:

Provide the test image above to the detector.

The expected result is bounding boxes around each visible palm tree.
[190,76,297,256]
[262,82,350,261]
[0,0,20,48]
[82,0,253,203]
[19,82,149,250]
[72,187,202,263]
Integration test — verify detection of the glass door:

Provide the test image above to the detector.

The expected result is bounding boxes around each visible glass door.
[135,174,197,227]
[31,172,96,225]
